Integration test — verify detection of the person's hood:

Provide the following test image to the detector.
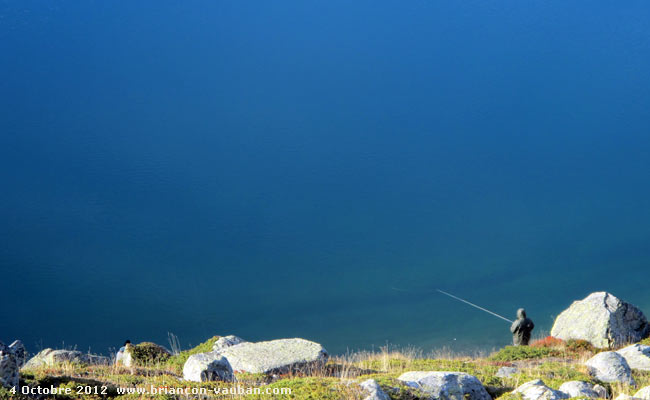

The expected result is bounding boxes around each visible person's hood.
[517,308,527,319]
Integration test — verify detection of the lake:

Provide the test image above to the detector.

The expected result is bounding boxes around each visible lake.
[1,0,649,356]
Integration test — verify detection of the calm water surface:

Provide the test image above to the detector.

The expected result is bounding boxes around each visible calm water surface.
[1,1,650,355]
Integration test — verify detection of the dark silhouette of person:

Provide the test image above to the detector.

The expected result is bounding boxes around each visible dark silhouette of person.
[510,308,534,346]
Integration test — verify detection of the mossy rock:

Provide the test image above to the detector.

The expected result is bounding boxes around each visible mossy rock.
[125,342,171,366]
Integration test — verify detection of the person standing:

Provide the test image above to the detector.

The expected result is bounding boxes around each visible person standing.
[510,309,534,345]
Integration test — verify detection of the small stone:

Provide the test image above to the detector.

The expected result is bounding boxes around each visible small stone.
[397,371,491,400]
[585,351,635,385]
[359,379,390,400]
[496,366,519,378]
[558,381,601,398]
[617,344,650,371]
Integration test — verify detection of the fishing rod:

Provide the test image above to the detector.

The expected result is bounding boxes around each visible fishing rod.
[391,286,513,323]
[436,289,513,323]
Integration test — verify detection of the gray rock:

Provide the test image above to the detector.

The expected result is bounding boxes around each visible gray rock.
[496,366,519,378]
[634,387,650,400]
[360,379,390,400]
[585,351,635,385]
[23,349,89,369]
[617,344,650,371]
[558,381,601,398]
[9,341,26,369]
[513,379,569,400]
[213,335,246,353]
[217,338,328,374]
[551,292,650,348]
[183,352,233,382]
[0,341,19,389]
[397,371,491,400]
[22,348,108,369]
[593,384,608,398]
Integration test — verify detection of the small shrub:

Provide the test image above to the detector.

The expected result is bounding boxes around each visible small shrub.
[565,339,596,353]
[489,346,557,361]
[640,337,650,346]
[531,336,564,348]
[128,342,171,366]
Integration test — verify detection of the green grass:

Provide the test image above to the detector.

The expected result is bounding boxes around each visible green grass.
[632,369,650,389]
[249,377,358,400]
[489,346,559,361]
[14,341,642,400]
[165,335,220,374]
[511,362,594,389]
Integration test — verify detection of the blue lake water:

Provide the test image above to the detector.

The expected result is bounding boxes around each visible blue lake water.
[1,1,650,356]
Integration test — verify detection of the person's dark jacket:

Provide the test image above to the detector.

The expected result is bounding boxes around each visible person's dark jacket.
[510,308,534,346]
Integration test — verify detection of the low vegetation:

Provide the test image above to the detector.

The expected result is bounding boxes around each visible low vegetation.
[127,342,171,367]
[165,335,221,374]
[10,336,650,399]
[489,345,559,361]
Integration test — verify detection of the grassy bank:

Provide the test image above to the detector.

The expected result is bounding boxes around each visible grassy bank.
[4,337,649,400]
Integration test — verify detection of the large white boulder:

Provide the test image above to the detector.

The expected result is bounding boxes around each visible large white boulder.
[397,371,491,400]
[359,379,391,400]
[217,338,328,374]
[183,352,233,382]
[513,379,568,400]
[617,344,650,371]
[585,351,635,385]
[551,292,650,348]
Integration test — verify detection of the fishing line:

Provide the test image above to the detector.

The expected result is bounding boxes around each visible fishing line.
[436,289,513,323]
[391,286,513,323]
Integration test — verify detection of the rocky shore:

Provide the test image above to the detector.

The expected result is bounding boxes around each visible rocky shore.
[2,291,650,399]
